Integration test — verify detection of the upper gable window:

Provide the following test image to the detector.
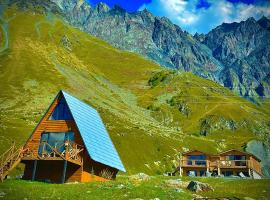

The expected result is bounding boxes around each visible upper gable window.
[49,97,73,120]
[227,155,246,161]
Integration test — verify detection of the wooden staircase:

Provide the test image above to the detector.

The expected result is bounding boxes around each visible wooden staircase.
[0,142,24,182]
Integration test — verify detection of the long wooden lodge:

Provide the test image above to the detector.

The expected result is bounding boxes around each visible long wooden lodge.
[0,90,125,183]
[179,150,262,179]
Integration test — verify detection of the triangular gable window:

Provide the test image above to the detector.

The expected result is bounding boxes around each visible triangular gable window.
[49,97,73,120]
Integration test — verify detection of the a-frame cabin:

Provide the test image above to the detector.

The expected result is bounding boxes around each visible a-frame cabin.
[19,90,125,183]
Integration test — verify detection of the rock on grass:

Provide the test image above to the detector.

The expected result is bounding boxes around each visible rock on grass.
[129,173,150,182]
[187,181,214,193]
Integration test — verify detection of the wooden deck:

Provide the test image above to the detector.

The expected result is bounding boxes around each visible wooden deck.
[180,159,250,169]
[22,141,84,166]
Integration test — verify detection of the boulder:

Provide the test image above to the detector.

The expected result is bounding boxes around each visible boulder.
[187,181,214,193]
[129,173,150,182]
[164,179,189,188]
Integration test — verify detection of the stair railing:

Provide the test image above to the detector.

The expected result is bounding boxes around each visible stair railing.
[0,142,24,182]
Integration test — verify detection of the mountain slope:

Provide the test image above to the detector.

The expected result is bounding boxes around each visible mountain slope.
[203,17,270,100]
[4,0,270,101]
[0,6,270,174]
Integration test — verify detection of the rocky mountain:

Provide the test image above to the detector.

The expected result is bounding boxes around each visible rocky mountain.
[3,0,270,101]
[202,17,270,99]
[3,0,223,80]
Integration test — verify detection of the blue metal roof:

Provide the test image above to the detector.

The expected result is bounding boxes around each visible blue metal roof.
[60,90,126,172]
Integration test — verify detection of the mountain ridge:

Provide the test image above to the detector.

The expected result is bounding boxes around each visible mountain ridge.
[3,0,270,100]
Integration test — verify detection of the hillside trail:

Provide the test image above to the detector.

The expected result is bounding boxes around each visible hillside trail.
[184,103,220,134]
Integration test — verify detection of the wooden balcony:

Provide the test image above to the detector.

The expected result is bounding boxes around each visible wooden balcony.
[22,141,84,166]
[180,159,250,169]
[216,160,249,169]
[180,159,207,168]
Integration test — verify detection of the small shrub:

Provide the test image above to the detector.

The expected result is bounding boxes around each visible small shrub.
[99,169,114,180]
[148,70,175,87]
[147,104,160,111]
[168,95,191,117]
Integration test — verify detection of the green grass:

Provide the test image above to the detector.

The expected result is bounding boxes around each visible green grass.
[0,176,269,200]
[0,6,269,175]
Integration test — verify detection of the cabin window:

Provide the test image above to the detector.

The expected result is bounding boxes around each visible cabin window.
[38,132,74,156]
[187,155,206,166]
[49,97,73,120]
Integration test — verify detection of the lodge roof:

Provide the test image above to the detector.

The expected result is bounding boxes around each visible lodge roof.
[60,90,126,172]
[182,150,210,155]
[218,149,261,162]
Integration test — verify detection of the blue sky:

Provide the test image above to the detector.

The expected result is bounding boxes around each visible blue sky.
[88,0,270,33]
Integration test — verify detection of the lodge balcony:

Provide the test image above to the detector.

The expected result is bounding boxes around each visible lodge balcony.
[180,159,251,169]
[180,159,207,168]
[21,141,84,166]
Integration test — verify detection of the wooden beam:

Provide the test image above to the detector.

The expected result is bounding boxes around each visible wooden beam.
[62,160,68,183]
[31,160,37,181]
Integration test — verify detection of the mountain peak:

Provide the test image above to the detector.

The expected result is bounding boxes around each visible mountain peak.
[257,15,270,30]
[111,4,126,13]
[246,17,256,22]
[94,2,110,13]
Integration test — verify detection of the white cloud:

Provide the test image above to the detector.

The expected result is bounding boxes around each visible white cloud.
[139,0,270,34]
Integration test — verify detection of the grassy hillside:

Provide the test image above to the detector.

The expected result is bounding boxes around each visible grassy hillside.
[1,176,270,200]
[0,6,270,174]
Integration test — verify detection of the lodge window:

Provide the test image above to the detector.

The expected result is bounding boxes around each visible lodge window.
[226,155,246,166]
[187,155,206,166]
[49,98,73,120]
[38,132,74,156]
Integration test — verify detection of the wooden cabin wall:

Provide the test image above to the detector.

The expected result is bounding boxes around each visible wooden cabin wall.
[81,153,118,182]
[65,163,82,182]
[250,157,261,174]
[24,94,84,157]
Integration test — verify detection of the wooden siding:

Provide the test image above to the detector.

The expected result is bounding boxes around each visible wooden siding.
[250,156,261,174]
[24,93,84,156]
[21,93,118,182]
[81,152,118,182]
[180,149,262,177]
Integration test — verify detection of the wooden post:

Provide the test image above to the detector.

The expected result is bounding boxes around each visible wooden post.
[65,141,68,160]
[217,161,221,176]
[31,160,37,181]
[62,160,68,183]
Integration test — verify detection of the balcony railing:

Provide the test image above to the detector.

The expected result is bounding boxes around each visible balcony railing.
[180,159,207,167]
[180,159,249,169]
[217,160,248,168]
[22,141,84,165]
